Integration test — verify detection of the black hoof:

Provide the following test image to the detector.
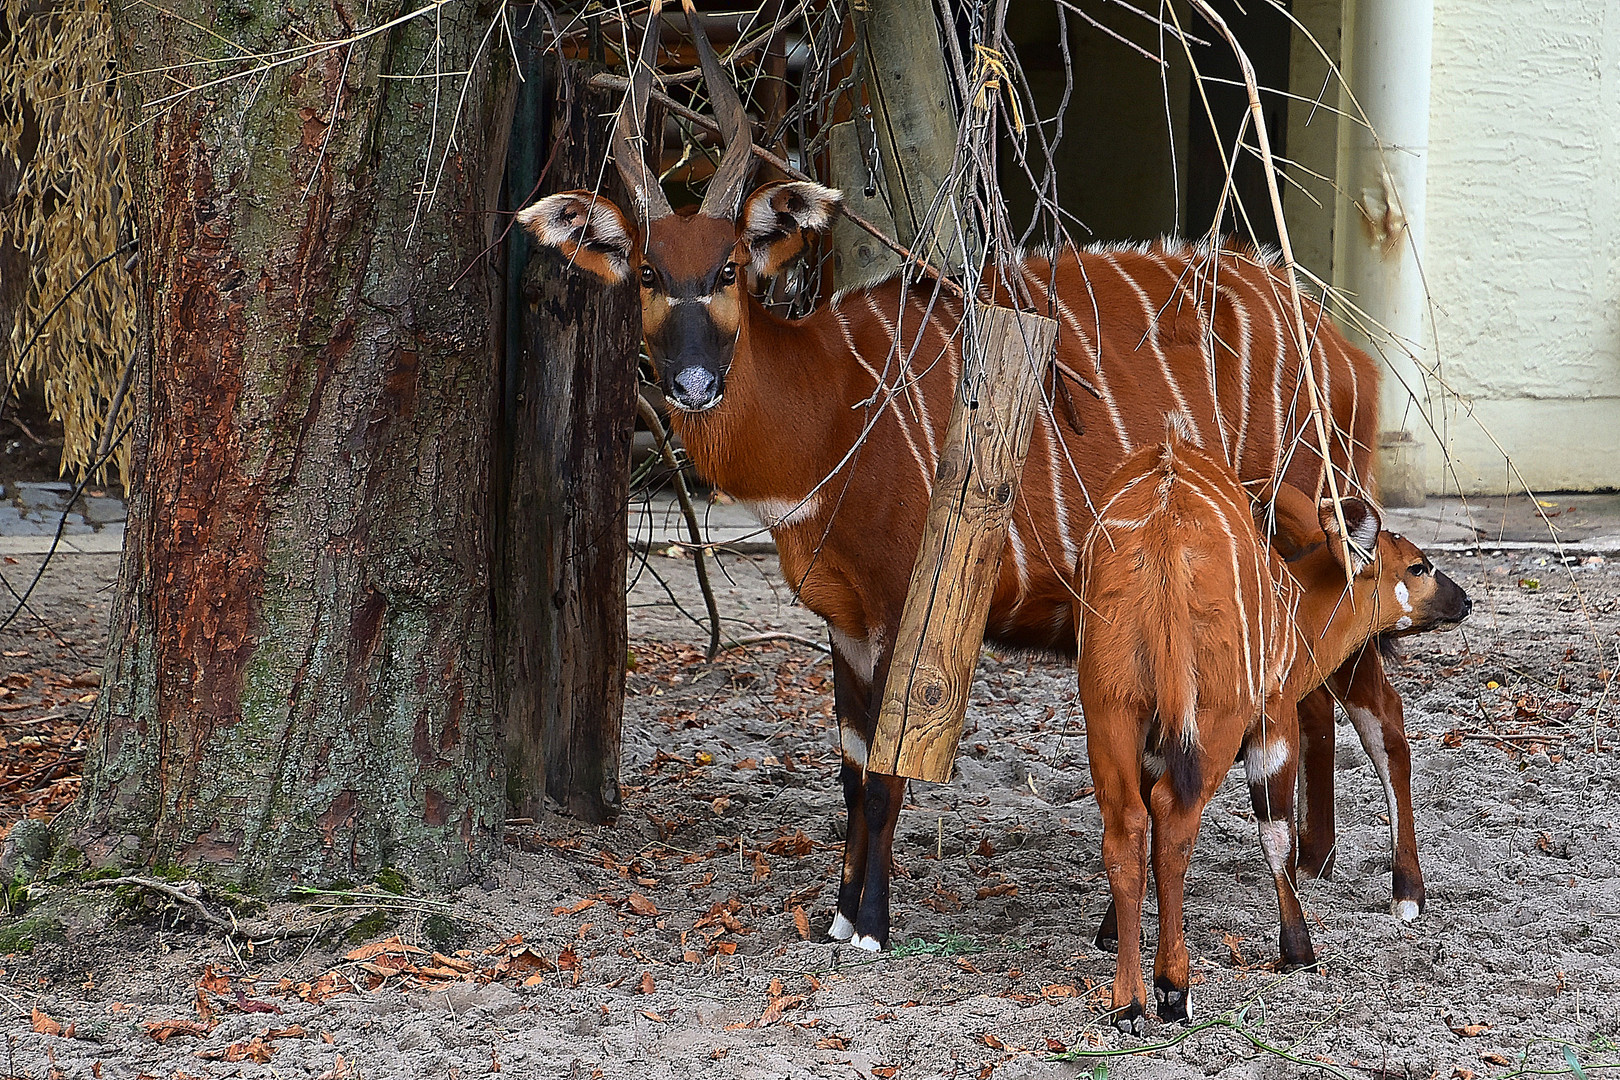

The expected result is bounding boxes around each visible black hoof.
[1154,978,1192,1023]
[1111,1002,1147,1036]
[1392,871,1426,922]
[1278,923,1317,973]
[1277,949,1320,973]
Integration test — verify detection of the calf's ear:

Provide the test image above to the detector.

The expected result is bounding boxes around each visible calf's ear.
[740,181,843,277]
[1318,496,1382,576]
[516,191,638,283]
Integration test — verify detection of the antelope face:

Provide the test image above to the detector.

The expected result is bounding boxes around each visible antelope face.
[517,181,844,413]
[640,214,746,412]
[512,0,842,415]
[1375,534,1472,635]
[1310,496,1472,636]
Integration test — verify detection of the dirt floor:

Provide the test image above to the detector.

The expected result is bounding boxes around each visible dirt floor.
[2,526,1619,1079]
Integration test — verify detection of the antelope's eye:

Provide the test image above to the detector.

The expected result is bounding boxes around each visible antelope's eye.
[639,265,656,288]
[1408,562,1428,577]
[718,263,737,286]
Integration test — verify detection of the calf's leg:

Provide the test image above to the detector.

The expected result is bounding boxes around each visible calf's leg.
[1335,646,1425,921]
[1295,686,1338,879]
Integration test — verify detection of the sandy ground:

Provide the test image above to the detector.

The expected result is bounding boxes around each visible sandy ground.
[2,527,1620,1079]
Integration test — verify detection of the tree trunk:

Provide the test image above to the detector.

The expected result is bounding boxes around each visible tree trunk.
[66,0,514,891]
[497,56,639,824]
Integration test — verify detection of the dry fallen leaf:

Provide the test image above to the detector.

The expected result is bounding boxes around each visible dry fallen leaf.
[431,952,473,973]
[196,1037,274,1063]
[626,892,659,917]
[636,972,656,995]
[873,1067,900,1078]
[816,1034,848,1050]
[144,1019,211,1043]
[1480,1052,1513,1067]
[342,937,426,962]
[1448,1019,1491,1038]
[31,1007,62,1037]
[757,993,805,1026]
[792,906,810,940]
[233,988,284,1014]
[979,1033,1006,1050]
[552,898,597,917]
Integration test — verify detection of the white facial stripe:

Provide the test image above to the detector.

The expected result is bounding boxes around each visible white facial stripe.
[1394,581,1412,612]
[1394,616,1413,631]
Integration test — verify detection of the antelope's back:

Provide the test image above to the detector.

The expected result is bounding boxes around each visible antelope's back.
[977,240,1377,656]
[1076,436,1296,719]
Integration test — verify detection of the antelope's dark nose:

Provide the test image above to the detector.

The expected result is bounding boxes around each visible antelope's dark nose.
[669,366,721,411]
[1462,595,1473,618]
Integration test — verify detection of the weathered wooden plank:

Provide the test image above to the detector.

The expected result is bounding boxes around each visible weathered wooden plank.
[849,0,973,273]
[868,305,1056,783]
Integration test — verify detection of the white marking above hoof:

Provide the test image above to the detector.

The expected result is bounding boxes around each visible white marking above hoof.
[1392,899,1420,923]
[851,933,883,953]
[828,912,855,941]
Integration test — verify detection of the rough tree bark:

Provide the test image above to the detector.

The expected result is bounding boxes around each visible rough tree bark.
[65,0,514,890]
[497,55,640,824]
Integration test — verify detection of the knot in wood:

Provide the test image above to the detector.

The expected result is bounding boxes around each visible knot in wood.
[934,455,960,485]
[993,482,1014,506]
[919,682,944,708]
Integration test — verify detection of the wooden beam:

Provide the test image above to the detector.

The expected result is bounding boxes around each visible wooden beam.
[867,305,1057,783]
[850,0,974,274]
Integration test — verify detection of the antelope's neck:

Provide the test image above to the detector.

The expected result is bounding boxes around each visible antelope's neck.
[1286,550,1376,696]
[666,299,860,514]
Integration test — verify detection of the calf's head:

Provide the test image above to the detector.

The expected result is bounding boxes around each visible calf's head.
[1262,485,1472,651]
[514,0,840,413]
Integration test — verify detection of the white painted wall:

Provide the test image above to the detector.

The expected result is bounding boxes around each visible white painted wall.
[1420,0,1620,492]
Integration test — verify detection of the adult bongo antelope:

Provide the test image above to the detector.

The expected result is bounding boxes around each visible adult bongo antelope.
[518,1,1427,949]
[1077,430,1470,1032]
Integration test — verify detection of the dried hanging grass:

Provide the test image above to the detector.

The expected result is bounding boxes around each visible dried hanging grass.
[1,0,135,484]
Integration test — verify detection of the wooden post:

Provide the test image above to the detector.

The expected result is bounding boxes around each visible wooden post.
[497,57,642,823]
[867,305,1056,783]
[849,0,975,273]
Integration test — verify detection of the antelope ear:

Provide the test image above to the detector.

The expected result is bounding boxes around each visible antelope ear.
[1253,482,1320,553]
[516,191,637,283]
[740,181,843,276]
[1318,496,1381,576]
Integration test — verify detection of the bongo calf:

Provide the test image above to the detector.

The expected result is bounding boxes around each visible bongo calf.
[1076,430,1469,1033]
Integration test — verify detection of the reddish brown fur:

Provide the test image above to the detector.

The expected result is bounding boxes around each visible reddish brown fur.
[518,181,1434,949]
[1078,436,1469,1028]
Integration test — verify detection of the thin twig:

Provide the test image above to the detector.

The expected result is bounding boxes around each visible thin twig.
[85,875,237,933]
[1,239,138,432]
[723,631,831,654]
[637,392,722,660]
